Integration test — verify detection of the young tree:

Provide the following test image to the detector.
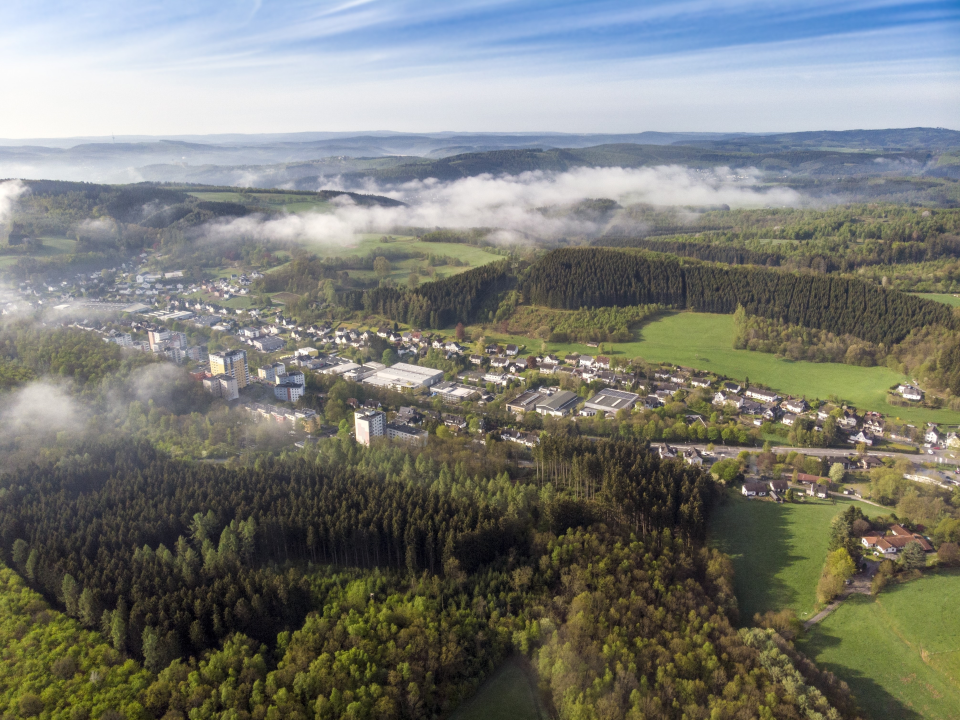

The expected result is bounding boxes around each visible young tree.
[829,462,846,484]
[900,541,927,570]
[938,542,960,567]
[455,322,465,341]
[373,256,391,278]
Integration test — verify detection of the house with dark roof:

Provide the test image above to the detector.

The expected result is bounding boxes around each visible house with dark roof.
[742,482,768,497]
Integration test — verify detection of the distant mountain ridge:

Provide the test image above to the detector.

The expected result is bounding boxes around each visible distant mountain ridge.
[0,128,956,186]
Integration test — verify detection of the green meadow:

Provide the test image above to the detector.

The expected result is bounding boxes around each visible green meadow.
[0,236,78,268]
[187,190,335,213]
[475,312,960,425]
[911,292,960,308]
[801,572,960,720]
[708,490,886,622]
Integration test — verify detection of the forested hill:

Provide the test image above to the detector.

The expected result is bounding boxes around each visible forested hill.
[343,143,940,184]
[364,248,956,346]
[520,248,957,346]
[0,435,864,720]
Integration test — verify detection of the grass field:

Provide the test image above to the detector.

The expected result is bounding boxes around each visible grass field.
[801,572,960,720]
[911,292,960,308]
[187,190,335,213]
[709,490,887,622]
[475,312,960,425]
[450,656,546,720]
[0,236,78,268]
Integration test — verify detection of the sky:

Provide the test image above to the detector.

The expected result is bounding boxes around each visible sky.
[0,0,958,138]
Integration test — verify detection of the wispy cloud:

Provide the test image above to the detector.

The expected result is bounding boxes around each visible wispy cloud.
[199,165,801,245]
[0,1,957,137]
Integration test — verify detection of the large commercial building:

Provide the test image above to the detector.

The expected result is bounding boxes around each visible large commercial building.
[535,390,581,417]
[362,362,444,390]
[506,390,544,416]
[581,388,640,416]
[210,349,251,389]
[354,409,386,446]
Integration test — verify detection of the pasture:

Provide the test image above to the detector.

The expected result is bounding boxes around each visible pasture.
[911,292,960,308]
[801,572,960,720]
[708,490,886,622]
[0,236,78,268]
[449,656,545,720]
[187,190,335,213]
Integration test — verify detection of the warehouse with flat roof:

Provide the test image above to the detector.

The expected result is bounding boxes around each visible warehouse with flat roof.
[363,362,445,389]
[581,388,640,416]
[535,390,581,416]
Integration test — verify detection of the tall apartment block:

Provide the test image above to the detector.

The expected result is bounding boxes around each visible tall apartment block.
[354,409,385,446]
[209,349,251,389]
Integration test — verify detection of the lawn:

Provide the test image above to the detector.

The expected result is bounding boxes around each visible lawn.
[188,190,335,213]
[449,656,546,720]
[708,490,886,622]
[476,312,960,425]
[910,292,960,308]
[0,236,78,268]
[801,572,960,720]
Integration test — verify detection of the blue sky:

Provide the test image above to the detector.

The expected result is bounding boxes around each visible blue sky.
[0,0,957,137]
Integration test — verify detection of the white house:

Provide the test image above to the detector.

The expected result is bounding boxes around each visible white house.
[742,482,768,497]
[897,384,924,402]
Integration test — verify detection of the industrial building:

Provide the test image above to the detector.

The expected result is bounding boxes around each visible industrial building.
[581,388,640,416]
[362,362,444,390]
[535,390,581,416]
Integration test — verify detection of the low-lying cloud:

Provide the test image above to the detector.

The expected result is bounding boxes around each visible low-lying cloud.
[200,165,801,246]
[1,381,84,435]
[0,179,28,225]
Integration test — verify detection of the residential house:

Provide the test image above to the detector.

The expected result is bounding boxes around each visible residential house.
[808,483,828,499]
[847,430,874,447]
[782,413,797,427]
[862,526,933,554]
[469,354,484,365]
[745,387,779,403]
[690,376,712,389]
[768,480,789,493]
[722,382,742,394]
[863,412,885,436]
[564,354,580,365]
[655,443,678,460]
[782,398,809,414]
[683,448,704,466]
[490,355,510,368]
[742,482,768,497]
[925,425,942,445]
[714,392,744,410]
[897,384,924,402]
[595,356,611,370]
[505,344,519,356]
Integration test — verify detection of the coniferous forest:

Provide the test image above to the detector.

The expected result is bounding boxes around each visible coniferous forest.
[519,248,956,345]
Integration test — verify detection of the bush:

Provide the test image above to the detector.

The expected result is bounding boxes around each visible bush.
[938,542,960,567]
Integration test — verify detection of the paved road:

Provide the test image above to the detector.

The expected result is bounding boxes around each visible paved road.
[682,442,958,469]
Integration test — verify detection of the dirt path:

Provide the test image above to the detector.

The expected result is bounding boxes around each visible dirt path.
[804,561,878,629]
